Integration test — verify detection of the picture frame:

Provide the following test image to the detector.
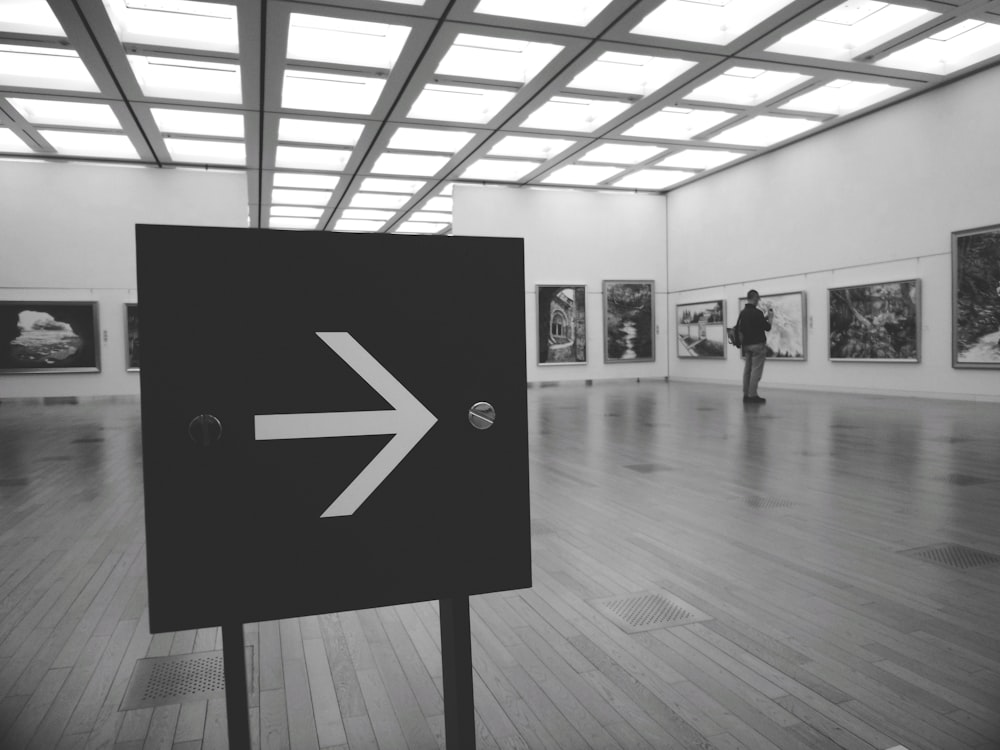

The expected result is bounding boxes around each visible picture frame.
[603,280,654,363]
[953,224,1000,368]
[0,300,101,374]
[737,291,807,360]
[125,303,139,372]
[537,285,587,365]
[828,279,920,362]
[676,300,726,359]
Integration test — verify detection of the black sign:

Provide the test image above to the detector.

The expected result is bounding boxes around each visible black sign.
[137,226,530,633]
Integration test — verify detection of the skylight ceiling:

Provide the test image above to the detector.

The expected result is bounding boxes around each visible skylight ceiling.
[1,0,998,235]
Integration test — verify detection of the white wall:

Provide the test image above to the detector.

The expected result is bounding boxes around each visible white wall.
[0,160,247,399]
[453,185,669,383]
[666,63,1000,402]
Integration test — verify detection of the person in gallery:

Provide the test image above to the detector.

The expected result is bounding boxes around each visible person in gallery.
[739,290,773,404]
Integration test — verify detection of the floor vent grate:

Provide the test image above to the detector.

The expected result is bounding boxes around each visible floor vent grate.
[625,463,672,473]
[745,496,795,509]
[591,590,710,633]
[899,543,1000,570]
[121,648,252,710]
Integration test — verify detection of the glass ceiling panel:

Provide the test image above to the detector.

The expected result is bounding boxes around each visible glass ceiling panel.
[40,130,139,159]
[128,55,242,103]
[276,145,352,171]
[270,216,318,229]
[656,149,744,169]
[105,0,238,54]
[9,99,121,129]
[540,164,623,185]
[567,51,697,96]
[473,0,615,27]
[424,197,453,211]
[435,34,563,85]
[410,211,452,222]
[766,2,940,61]
[152,108,243,137]
[632,0,797,45]
[579,143,664,164]
[272,188,332,205]
[459,158,541,181]
[487,135,576,159]
[520,96,631,132]
[396,221,449,233]
[613,169,694,189]
[165,137,245,165]
[684,67,811,107]
[278,118,363,145]
[874,20,1000,75]
[407,84,515,124]
[778,79,908,115]
[273,173,340,189]
[0,0,65,36]
[282,70,385,115]
[342,208,396,220]
[350,193,410,208]
[271,206,324,218]
[0,128,33,153]
[371,152,451,176]
[0,45,100,92]
[286,14,411,70]
[359,177,427,193]
[622,106,735,139]
[336,219,385,232]
[709,114,821,146]
[387,127,475,153]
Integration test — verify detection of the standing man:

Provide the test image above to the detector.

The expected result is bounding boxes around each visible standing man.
[740,290,773,403]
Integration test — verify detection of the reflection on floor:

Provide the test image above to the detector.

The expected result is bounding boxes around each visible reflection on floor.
[1,381,999,750]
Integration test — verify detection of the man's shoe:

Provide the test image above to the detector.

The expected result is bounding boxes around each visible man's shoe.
[747,396,766,403]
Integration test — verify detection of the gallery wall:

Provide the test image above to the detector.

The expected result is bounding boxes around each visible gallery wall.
[452,185,669,384]
[0,160,247,399]
[666,62,1000,402]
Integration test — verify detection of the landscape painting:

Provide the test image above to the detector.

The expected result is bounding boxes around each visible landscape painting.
[126,303,139,371]
[604,280,654,363]
[537,285,587,365]
[676,300,725,359]
[953,224,1000,368]
[828,280,920,362]
[738,291,806,360]
[0,301,101,373]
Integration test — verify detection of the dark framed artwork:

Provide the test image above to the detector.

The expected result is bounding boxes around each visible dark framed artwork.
[953,224,1000,368]
[737,291,807,360]
[828,280,920,362]
[537,285,586,365]
[604,280,654,363]
[0,301,101,373]
[676,300,726,359]
[125,303,140,371]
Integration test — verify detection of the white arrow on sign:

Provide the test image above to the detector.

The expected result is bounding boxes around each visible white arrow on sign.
[254,332,438,517]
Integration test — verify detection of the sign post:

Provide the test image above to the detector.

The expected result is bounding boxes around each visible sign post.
[137,226,530,749]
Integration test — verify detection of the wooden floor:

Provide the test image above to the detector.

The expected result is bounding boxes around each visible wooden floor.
[2,381,1000,750]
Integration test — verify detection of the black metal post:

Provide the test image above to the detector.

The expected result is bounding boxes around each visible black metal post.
[439,596,476,749]
[221,622,251,750]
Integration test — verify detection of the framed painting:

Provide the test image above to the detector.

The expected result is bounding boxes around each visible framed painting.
[125,303,140,371]
[604,280,654,363]
[0,301,101,374]
[828,280,920,362]
[537,285,586,365]
[676,300,726,359]
[953,224,1000,368]
[737,291,807,360]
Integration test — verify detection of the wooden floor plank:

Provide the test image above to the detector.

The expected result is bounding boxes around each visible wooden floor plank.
[1,385,999,749]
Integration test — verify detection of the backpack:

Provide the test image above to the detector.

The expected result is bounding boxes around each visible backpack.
[727,312,743,348]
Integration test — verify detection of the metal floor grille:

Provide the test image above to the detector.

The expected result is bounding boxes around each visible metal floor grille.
[591,591,710,633]
[745,495,795,509]
[121,648,252,710]
[899,543,1000,570]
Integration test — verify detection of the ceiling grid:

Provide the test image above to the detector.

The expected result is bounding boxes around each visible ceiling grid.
[1,0,999,234]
